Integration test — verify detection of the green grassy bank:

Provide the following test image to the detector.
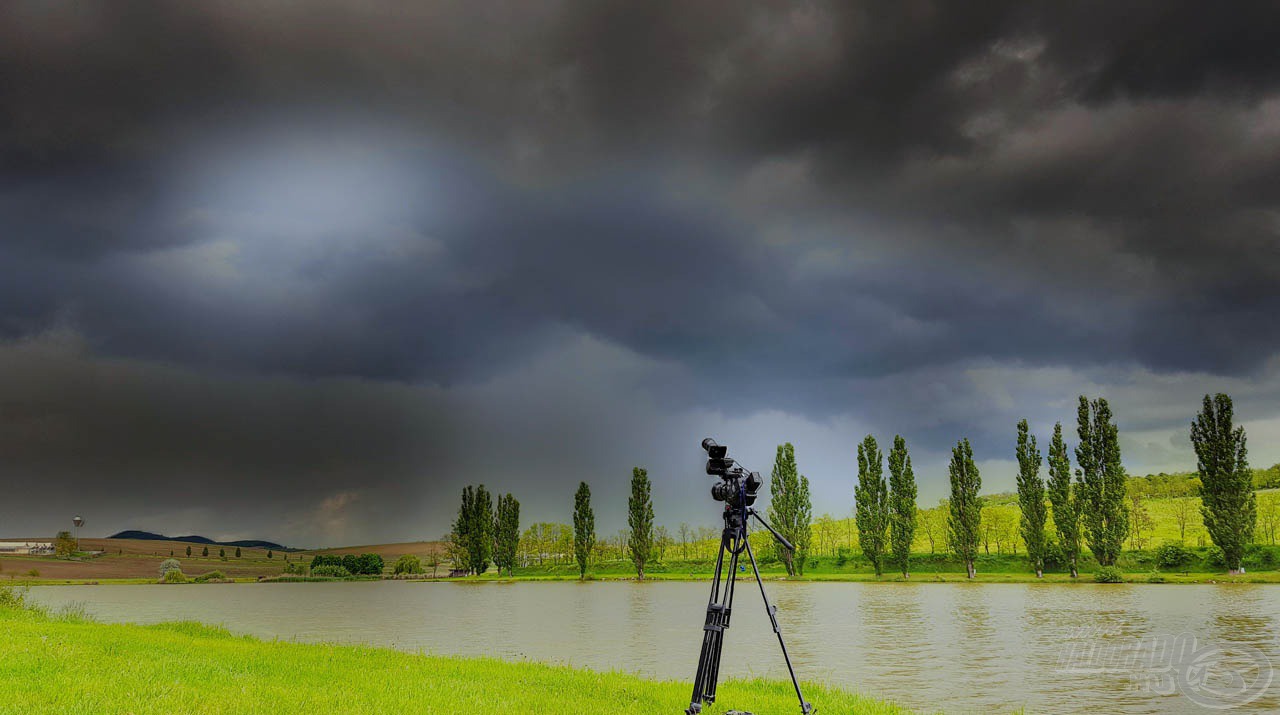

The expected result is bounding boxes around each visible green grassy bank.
[0,594,907,715]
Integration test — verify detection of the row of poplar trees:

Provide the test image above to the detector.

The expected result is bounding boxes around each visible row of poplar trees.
[1011,392,1257,578]
[569,467,657,579]
[449,485,521,575]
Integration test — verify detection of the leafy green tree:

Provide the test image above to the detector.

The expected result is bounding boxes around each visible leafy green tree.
[1015,420,1048,578]
[627,467,654,579]
[450,486,475,573]
[186,545,192,558]
[235,547,241,558]
[1076,396,1128,566]
[202,546,209,557]
[54,531,76,558]
[1046,422,1081,578]
[393,554,423,575]
[219,548,226,559]
[767,443,812,576]
[266,549,273,559]
[854,436,888,576]
[887,435,917,579]
[451,484,494,575]
[1192,393,1256,574]
[469,486,494,575]
[947,438,983,578]
[492,493,521,576]
[573,482,596,579]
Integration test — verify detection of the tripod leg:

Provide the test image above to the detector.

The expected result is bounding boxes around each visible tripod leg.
[744,536,813,714]
[703,535,739,706]
[687,534,731,714]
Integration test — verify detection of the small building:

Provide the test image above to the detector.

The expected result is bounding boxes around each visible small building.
[0,541,54,555]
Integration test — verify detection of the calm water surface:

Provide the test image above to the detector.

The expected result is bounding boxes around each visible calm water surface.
[28,581,1280,714]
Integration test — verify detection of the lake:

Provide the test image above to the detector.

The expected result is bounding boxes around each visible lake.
[28,581,1279,713]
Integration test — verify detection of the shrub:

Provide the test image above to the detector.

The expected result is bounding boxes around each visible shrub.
[1154,543,1193,570]
[311,554,343,570]
[1094,566,1125,583]
[193,570,226,583]
[159,559,183,577]
[26,569,40,578]
[201,546,209,557]
[162,570,188,584]
[283,561,307,575]
[356,553,385,575]
[1205,546,1227,570]
[311,565,351,578]
[1146,573,1167,584]
[0,584,28,608]
[393,555,423,575]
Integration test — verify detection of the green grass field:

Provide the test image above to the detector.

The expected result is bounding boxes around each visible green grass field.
[0,592,907,715]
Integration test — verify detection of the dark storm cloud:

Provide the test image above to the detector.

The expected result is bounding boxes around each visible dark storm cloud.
[3,1,1280,537]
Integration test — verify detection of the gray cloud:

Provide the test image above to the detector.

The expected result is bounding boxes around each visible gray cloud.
[2,1,1280,539]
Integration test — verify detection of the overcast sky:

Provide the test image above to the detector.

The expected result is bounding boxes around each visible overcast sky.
[3,2,1279,547]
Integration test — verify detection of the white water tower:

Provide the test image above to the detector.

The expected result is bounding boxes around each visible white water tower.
[73,515,84,552]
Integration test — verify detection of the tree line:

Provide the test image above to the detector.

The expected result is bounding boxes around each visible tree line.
[444,392,1266,579]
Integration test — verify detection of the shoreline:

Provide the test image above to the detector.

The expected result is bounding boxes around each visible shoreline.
[13,568,1280,586]
[0,600,911,714]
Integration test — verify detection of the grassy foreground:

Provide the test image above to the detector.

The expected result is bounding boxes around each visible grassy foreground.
[0,602,907,715]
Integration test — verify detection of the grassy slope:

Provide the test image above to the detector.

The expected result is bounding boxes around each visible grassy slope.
[0,604,906,715]
[0,538,446,583]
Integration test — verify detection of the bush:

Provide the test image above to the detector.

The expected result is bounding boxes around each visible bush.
[393,555,423,575]
[1154,543,1193,570]
[26,569,40,578]
[193,570,226,583]
[357,553,385,575]
[162,570,188,584]
[159,559,182,576]
[1244,545,1276,569]
[283,561,307,575]
[0,584,28,608]
[1146,573,1167,584]
[1205,546,1227,570]
[1094,566,1125,583]
[311,565,351,578]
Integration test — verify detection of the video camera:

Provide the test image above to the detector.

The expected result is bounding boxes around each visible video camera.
[701,438,762,508]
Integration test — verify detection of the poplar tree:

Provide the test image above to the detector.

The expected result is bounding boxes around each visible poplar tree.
[1046,422,1081,578]
[468,485,494,575]
[947,438,982,578]
[573,482,595,579]
[767,443,812,576]
[1075,396,1128,567]
[1192,393,1256,574]
[855,435,888,576]
[887,435,918,579]
[627,467,654,579]
[1015,419,1048,578]
[492,493,521,575]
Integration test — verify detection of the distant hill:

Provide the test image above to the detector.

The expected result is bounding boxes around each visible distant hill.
[108,530,288,551]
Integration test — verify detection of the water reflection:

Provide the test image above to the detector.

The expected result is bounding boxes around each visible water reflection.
[27,582,1280,714]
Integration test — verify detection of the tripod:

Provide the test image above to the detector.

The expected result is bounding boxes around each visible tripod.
[686,499,812,714]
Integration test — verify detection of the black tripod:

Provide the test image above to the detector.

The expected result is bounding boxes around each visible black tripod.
[686,498,812,714]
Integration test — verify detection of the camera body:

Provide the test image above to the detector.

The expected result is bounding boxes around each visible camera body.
[702,439,762,508]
